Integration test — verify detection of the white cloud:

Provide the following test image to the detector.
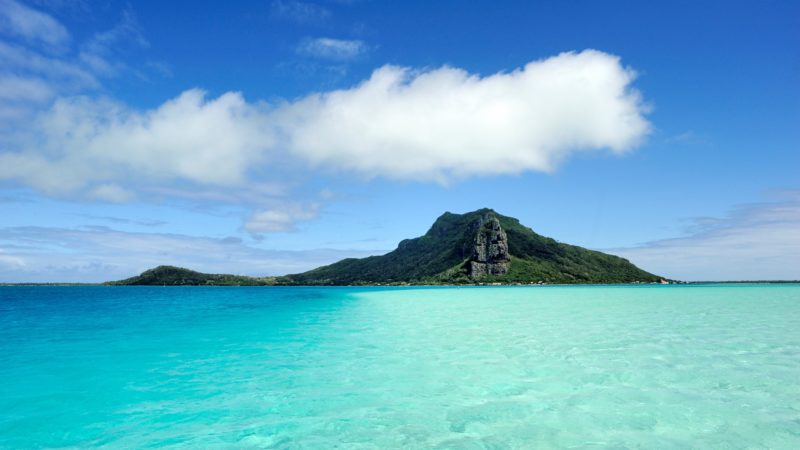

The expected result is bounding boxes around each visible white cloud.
[0,40,97,88]
[88,183,134,203]
[610,191,800,281]
[0,5,162,131]
[276,50,650,181]
[145,182,288,205]
[0,103,26,120]
[0,0,69,48]
[0,89,274,194]
[297,37,366,60]
[78,8,148,76]
[0,74,52,101]
[0,248,25,268]
[0,49,650,200]
[244,203,320,233]
[0,225,383,282]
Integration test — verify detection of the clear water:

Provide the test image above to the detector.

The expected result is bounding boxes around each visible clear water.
[1,285,799,449]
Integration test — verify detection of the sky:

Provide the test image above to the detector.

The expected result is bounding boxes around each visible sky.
[0,0,798,282]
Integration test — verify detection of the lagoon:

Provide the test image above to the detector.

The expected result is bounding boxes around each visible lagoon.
[1,285,799,448]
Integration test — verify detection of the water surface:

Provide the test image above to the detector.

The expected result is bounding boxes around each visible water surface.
[1,285,798,448]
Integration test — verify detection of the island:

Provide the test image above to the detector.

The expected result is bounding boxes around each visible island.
[107,208,666,286]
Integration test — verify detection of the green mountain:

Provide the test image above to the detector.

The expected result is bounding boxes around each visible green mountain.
[109,209,664,286]
[281,208,663,285]
[106,265,270,286]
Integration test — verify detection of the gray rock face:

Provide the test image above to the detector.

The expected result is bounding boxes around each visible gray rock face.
[468,215,511,278]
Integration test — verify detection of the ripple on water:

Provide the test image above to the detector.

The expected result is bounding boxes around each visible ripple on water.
[0,284,799,448]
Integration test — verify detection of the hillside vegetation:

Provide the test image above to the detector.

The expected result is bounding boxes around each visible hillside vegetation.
[281,209,662,285]
[109,209,663,286]
[106,265,270,286]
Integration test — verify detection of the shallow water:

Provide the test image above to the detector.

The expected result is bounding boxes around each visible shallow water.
[1,285,799,448]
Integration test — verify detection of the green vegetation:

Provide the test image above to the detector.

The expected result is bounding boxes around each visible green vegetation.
[108,209,664,286]
[280,208,663,285]
[106,265,273,286]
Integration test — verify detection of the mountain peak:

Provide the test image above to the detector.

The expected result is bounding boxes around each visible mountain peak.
[110,209,663,286]
[284,208,661,285]
[427,208,498,237]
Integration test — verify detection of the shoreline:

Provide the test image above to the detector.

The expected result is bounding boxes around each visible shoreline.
[3,281,799,287]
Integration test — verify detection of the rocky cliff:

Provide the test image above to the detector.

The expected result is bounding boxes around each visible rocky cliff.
[279,208,663,285]
[468,215,511,278]
[110,209,665,286]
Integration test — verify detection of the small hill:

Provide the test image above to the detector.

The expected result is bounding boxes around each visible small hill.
[281,208,662,285]
[106,265,269,286]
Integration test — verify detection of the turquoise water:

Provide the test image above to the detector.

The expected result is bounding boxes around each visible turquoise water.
[1,285,799,448]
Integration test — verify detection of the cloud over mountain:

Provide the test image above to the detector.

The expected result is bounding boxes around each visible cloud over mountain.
[276,50,650,181]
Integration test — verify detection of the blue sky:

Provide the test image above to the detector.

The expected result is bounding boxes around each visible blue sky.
[0,0,798,282]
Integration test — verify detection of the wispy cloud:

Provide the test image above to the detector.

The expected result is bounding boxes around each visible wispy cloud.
[145,182,288,206]
[0,40,97,89]
[296,37,366,60]
[609,191,800,281]
[0,2,163,131]
[0,0,69,48]
[0,73,53,102]
[244,203,320,233]
[0,225,385,282]
[75,214,166,227]
[271,0,331,24]
[87,183,135,203]
[78,7,148,76]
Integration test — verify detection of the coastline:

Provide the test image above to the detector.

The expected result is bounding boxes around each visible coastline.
[3,281,799,287]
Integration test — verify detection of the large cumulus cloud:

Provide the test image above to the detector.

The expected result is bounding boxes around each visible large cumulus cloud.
[0,50,651,197]
[276,50,649,181]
